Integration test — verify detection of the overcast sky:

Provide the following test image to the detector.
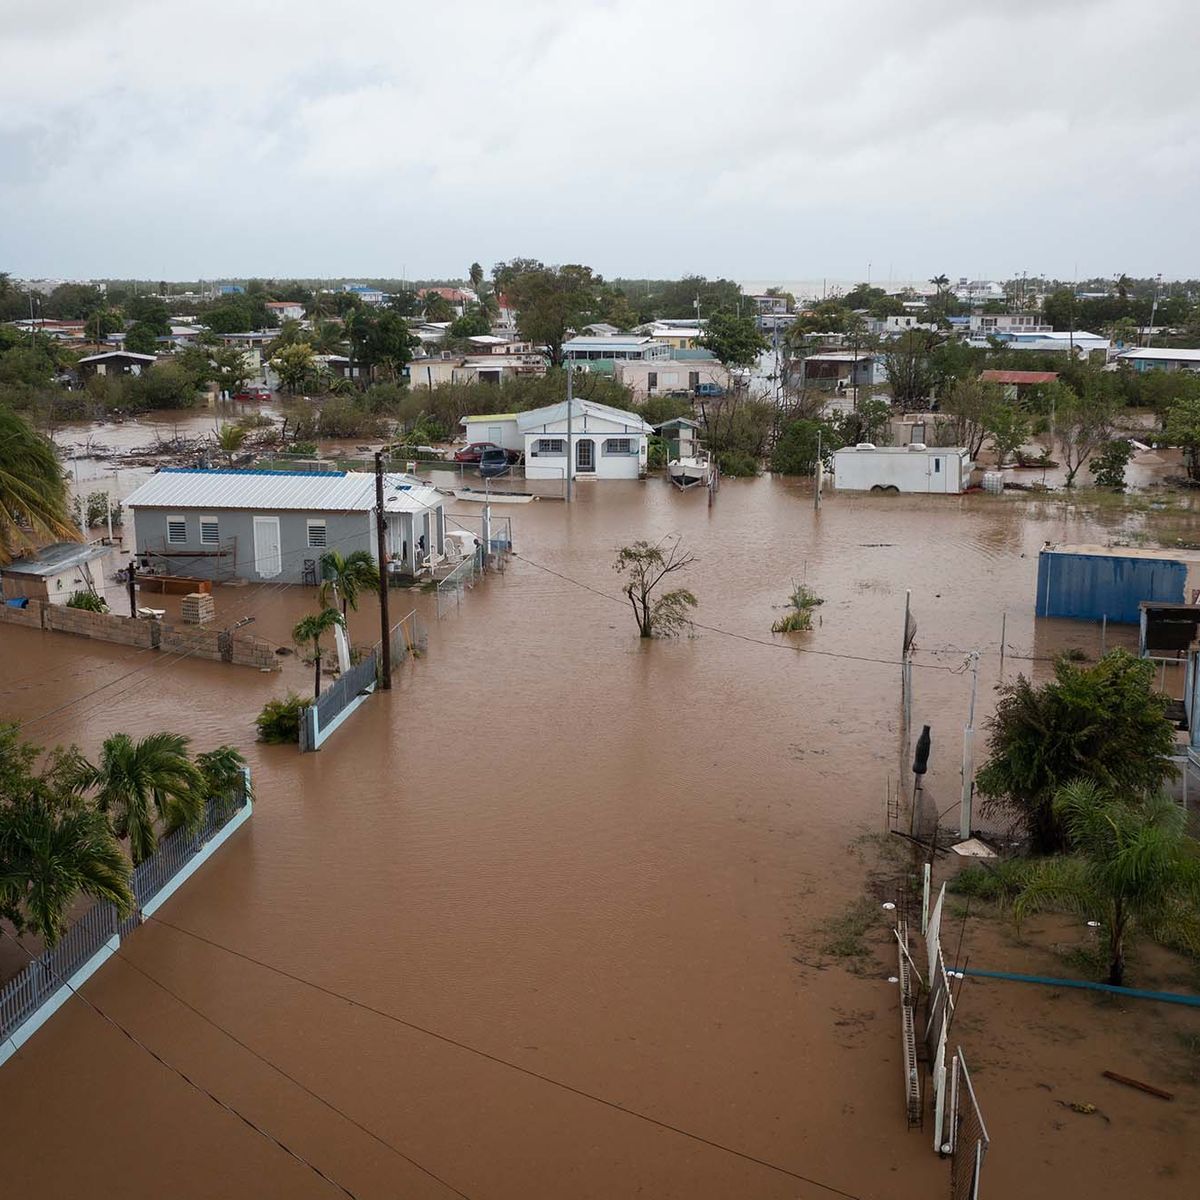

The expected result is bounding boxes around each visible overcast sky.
[2,0,1198,285]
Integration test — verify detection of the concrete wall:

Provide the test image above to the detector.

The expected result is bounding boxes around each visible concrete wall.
[0,598,277,666]
[133,507,372,584]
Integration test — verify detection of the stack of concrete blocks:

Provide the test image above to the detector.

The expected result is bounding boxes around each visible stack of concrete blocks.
[180,592,216,625]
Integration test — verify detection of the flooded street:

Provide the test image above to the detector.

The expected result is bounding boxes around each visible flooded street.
[1,477,1196,1198]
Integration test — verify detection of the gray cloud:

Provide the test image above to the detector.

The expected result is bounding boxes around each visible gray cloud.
[1,0,1197,282]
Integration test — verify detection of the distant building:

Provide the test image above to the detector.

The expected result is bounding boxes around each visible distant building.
[563,336,670,363]
[265,301,305,322]
[967,313,1052,336]
[979,369,1059,401]
[342,284,385,306]
[953,279,1007,305]
[967,330,1109,357]
[215,284,245,296]
[1116,347,1200,374]
[795,351,886,391]
[76,350,158,378]
[408,353,546,389]
[613,353,730,401]
[748,294,789,315]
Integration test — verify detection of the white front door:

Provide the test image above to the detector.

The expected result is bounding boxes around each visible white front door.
[253,516,282,578]
[577,439,595,472]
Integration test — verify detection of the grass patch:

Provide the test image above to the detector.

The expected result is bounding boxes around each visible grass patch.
[819,896,881,966]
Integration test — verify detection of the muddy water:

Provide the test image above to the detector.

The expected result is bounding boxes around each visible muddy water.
[0,479,1196,1198]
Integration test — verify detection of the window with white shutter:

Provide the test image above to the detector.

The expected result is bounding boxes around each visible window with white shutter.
[306,519,327,548]
[199,516,219,545]
[166,516,187,544]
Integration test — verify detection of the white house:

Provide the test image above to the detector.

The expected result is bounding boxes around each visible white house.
[407,353,546,389]
[563,336,671,363]
[833,445,973,495]
[1116,347,1200,374]
[613,354,730,401]
[265,301,305,322]
[460,399,654,481]
[966,329,1110,357]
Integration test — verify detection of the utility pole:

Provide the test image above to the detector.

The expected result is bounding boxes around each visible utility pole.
[1145,273,1163,349]
[959,650,980,841]
[565,363,573,503]
[814,427,823,511]
[127,558,137,618]
[374,451,392,690]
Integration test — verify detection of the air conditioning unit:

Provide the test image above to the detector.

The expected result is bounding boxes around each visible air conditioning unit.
[908,442,928,451]
[855,442,876,451]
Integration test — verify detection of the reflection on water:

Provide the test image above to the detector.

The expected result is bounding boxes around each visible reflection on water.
[0,477,1191,1198]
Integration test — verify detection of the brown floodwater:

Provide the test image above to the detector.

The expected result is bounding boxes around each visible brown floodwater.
[1,476,1197,1199]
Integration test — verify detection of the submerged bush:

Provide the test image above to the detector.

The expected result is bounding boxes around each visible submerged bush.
[255,692,309,744]
[772,583,823,633]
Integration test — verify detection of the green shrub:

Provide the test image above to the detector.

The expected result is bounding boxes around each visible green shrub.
[947,859,1030,904]
[715,449,758,477]
[65,590,107,612]
[255,692,309,744]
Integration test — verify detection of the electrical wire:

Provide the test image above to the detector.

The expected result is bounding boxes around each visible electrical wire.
[509,550,958,673]
[0,927,360,1200]
[150,916,866,1200]
[109,947,472,1199]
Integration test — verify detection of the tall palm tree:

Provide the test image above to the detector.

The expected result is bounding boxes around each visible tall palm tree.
[1013,780,1200,986]
[319,549,380,619]
[930,273,950,295]
[0,407,78,564]
[0,791,133,946]
[293,606,345,699]
[72,733,204,866]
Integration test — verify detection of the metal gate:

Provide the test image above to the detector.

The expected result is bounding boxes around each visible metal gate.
[949,1049,989,1199]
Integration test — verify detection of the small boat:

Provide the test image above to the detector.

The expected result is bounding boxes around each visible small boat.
[452,487,536,504]
[668,450,712,490]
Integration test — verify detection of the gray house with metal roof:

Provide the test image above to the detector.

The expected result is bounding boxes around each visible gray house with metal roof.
[124,468,447,584]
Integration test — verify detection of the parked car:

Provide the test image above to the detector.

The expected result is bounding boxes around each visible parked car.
[453,441,520,464]
[478,447,512,478]
[232,386,272,402]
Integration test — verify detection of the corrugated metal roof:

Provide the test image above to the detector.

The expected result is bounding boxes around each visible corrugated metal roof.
[516,399,653,434]
[125,468,442,514]
[2,541,111,576]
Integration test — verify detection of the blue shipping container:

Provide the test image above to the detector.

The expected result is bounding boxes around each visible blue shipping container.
[1036,550,1187,624]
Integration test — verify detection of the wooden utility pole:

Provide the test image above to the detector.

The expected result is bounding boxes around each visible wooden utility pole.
[127,558,137,618]
[374,452,392,690]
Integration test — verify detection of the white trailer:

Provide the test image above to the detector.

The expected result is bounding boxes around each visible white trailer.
[832,444,973,495]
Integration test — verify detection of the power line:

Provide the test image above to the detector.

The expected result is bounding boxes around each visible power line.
[151,917,866,1200]
[509,551,956,674]
[0,928,360,1200]
[110,947,472,1199]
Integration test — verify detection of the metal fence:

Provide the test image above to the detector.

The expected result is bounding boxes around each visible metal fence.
[949,1050,989,1200]
[300,652,378,752]
[0,775,250,1048]
[377,609,427,674]
[436,546,485,617]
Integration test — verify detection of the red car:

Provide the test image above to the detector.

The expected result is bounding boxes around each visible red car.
[232,386,272,402]
[453,441,520,464]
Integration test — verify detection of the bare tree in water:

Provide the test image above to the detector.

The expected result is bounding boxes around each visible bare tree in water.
[614,536,698,638]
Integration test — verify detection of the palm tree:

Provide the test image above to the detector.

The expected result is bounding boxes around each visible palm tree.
[468,262,485,293]
[293,606,345,699]
[0,791,133,946]
[1013,780,1200,986]
[0,407,78,564]
[319,549,380,619]
[72,733,205,866]
[308,320,347,355]
[213,423,248,466]
[930,274,950,295]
